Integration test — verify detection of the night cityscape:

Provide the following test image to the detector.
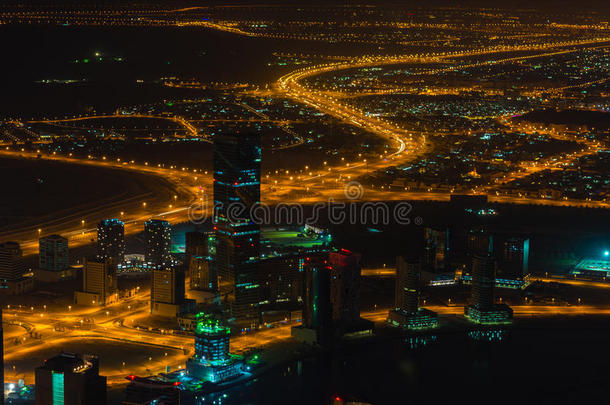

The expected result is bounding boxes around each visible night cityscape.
[1,1,610,404]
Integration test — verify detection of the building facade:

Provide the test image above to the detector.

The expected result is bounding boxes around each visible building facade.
[97,219,125,264]
[35,352,106,405]
[213,133,261,325]
[74,258,117,306]
[145,219,172,268]
[39,234,68,271]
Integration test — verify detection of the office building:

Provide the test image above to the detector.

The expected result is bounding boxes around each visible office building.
[97,219,125,264]
[328,249,373,337]
[423,227,449,273]
[186,314,243,383]
[213,133,261,325]
[39,235,68,271]
[74,258,117,306]
[329,249,362,325]
[464,254,513,324]
[36,235,74,282]
[496,237,531,288]
[388,256,438,330]
[145,219,172,268]
[151,266,188,317]
[34,352,106,405]
[291,255,332,345]
[122,376,180,405]
[189,256,217,291]
[185,231,208,267]
[0,241,33,294]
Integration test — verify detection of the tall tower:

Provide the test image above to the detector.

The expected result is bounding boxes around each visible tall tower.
[465,253,513,324]
[470,254,496,310]
[213,133,261,325]
[395,256,420,313]
[328,249,362,325]
[144,220,172,268]
[302,256,332,331]
[97,219,125,264]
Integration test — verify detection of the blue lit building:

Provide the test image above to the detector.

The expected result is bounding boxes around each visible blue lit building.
[34,352,106,405]
[186,314,244,383]
[213,133,261,326]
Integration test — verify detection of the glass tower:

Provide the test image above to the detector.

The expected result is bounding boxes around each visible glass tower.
[213,133,261,325]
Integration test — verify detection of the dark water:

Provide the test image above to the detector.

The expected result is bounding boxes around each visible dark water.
[0,25,281,119]
[191,320,610,405]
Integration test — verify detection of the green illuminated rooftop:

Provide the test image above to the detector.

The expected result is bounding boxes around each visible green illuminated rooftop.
[194,313,231,335]
[261,226,331,252]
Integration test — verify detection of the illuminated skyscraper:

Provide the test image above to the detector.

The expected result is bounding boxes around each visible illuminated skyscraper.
[144,219,172,268]
[35,352,106,405]
[39,234,68,271]
[213,133,261,325]
[97,219,125,264]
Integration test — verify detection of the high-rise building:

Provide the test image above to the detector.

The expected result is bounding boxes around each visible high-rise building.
[145,219,172,268]
[328,249,361,325]
[423,227,449,273]
[498,237,530,282]
[122,376,181,405]
[189,256,217,291]
[97,219,125,264]
[186,314,243,383]
[394,256,420,313]
[151,266,186,317]
[213,133,261,325]
[0,242,26,282]
[0,241,33,294]
[39,235,68,271]
[185,231,208,267]
[465,253,513,324]
[74,258,117,306]
[388,256,438,330]
[304,256,332,325]
[470,254,496,310]
[34,352,106,405]
[467,229,493,257]
[291,255,332,345]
